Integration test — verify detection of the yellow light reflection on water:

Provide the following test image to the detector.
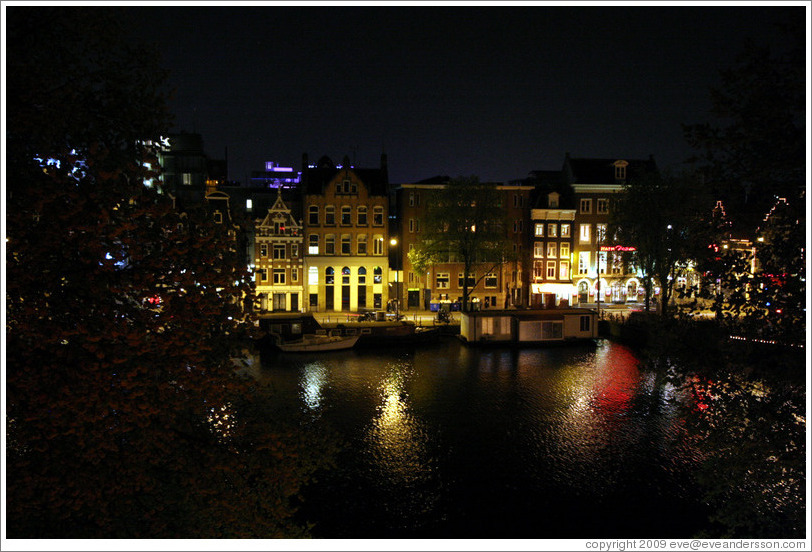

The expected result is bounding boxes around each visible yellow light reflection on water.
[301,361,328,411]
[367,364,432,485]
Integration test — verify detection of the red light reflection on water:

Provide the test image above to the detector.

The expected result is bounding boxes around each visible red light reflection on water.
[688,375,714,413]
[591,344,640,418]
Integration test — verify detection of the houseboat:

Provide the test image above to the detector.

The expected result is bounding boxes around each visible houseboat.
[321,320,443,347]
[459,308,598,346]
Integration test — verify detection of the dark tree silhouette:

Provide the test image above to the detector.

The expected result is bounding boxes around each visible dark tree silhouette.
[411,176,515,312]
[6,8,328,537]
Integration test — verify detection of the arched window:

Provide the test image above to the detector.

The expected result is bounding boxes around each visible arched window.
[342,266,351,285]
[357,206,368,226]
[373,266,383,284]
[358,267,367,284]
[325,267,334,285]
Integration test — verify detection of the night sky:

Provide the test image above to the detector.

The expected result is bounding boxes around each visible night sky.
[127,4,801,185]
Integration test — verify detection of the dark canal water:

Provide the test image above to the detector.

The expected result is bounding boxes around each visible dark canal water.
[249,338,710,538]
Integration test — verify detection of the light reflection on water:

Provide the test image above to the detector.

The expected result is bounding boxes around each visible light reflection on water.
[257,339,703,537]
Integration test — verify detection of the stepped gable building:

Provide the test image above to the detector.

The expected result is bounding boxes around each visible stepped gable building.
[301,153,392,312]
[253,187,304,312]
[564,154,658,306]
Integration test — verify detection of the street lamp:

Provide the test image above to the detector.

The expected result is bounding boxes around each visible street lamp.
[390,238,399,320]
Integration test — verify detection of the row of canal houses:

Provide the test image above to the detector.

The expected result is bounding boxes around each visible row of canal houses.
[158,133,658,314]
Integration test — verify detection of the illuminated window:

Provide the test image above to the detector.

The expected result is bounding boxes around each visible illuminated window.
[373,236,384,255]
[611,252,622,274]
[578,251,590,274]
[246,199,253,211]
[559,261,570,280]
[182,173,192,186]
[534,242,544,258]
[579,224,591,243]
[534,223,544,237]
[598,252,607,274]
[308,266,318,285]
[548,224,557,237]
[308,234,319,255]
[596,224,607,243]
[546,261,556,279]
[560,242,570,258]
[561,224,571,238]
[533,261,544,279]
[547,243,557,258]
[580,198,592,214]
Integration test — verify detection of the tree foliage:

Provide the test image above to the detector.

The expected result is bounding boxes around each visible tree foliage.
[695,199,806,347]
[6,8,326,537]
[609,171,709,316]
[682,19,805,232]
[412,177,514,311]
[684,18,805,346]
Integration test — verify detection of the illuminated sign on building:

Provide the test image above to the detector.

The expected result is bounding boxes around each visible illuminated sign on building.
[599,245,637,252]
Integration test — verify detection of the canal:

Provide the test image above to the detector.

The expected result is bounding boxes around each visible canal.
[248,338,709,538]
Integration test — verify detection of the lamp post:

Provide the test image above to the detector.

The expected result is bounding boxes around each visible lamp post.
[390,238,399,320]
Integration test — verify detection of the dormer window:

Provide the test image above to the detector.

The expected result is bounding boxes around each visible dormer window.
[613,160,629,182]
[548,191,560,208]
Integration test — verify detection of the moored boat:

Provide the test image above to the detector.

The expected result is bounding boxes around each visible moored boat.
[274,332,360,353]
[320,320,445,346]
